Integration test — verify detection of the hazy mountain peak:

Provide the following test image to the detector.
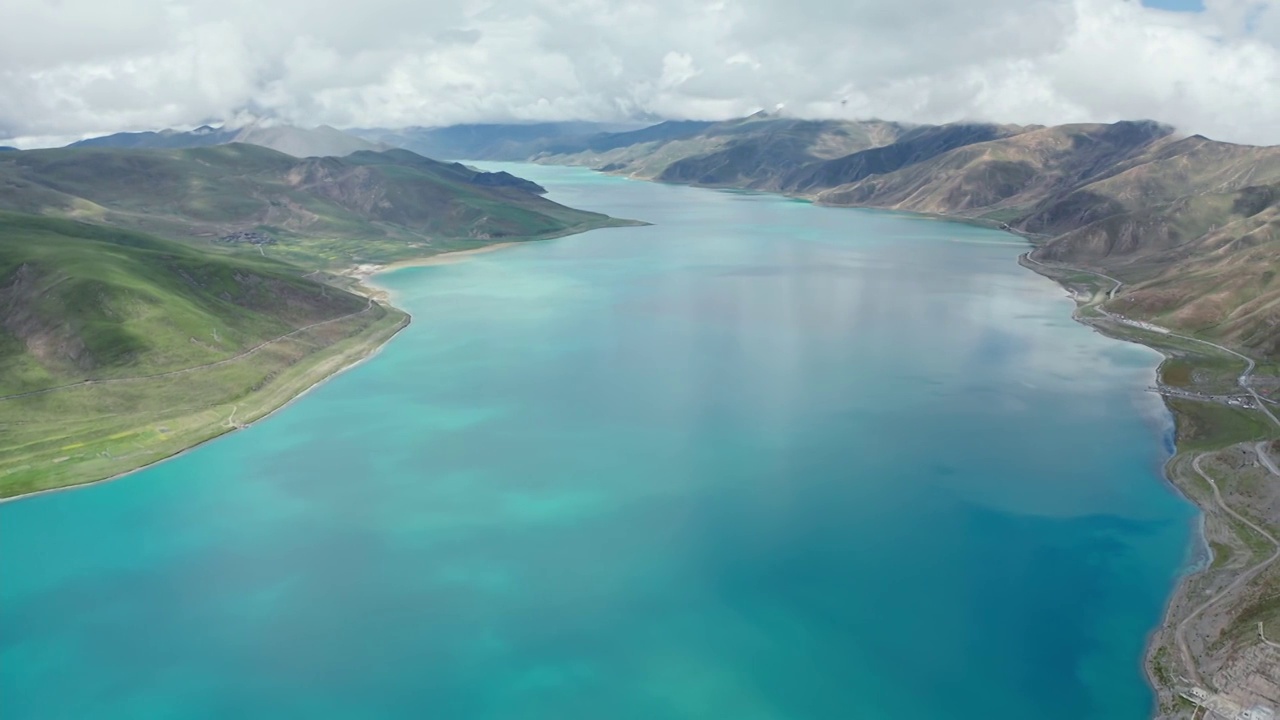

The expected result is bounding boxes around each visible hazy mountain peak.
[68,123,389,158]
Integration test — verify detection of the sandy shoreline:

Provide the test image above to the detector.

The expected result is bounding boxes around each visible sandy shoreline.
[346,241,520,284]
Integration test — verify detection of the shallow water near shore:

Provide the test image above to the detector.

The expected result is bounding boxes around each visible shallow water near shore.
[0,164,1194,719]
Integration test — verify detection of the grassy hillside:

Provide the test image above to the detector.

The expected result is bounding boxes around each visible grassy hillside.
[0,212,367,392]
[0,144,630,270]
[0,144,634,496]
[0,212,406,496]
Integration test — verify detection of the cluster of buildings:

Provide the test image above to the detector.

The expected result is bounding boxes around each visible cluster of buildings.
[1183,687,1275,720]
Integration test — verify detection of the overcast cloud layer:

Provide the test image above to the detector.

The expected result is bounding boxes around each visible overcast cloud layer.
[3,0,1279,147]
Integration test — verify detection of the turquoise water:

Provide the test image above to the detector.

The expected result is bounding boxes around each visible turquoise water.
[0,164,1194,719]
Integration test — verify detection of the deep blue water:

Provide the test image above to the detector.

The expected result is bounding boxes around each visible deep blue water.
[0,164,1194,719]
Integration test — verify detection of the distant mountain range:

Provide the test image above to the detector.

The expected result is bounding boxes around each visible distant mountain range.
[69,123,392,158]
[382,114,1279,360]
[21,114,1280,362]
[349,122,645,161]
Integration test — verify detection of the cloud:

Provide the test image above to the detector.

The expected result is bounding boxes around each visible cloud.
[2,0,1278,146]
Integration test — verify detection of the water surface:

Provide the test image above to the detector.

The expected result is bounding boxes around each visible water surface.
[0,164,1193,719]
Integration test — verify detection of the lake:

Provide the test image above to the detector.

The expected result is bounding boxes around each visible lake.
[0,164,1194,719]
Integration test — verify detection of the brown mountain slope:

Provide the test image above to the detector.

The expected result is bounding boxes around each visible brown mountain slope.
[381,115,1278,359]
[536,114,910,186]
[814,121,1173,215]
[805,127,1280,359]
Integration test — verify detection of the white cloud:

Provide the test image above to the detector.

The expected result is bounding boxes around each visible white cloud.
[1,0,1278,146]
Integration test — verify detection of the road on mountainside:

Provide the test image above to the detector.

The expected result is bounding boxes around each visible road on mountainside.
[1022,252,1123,300]
[1175,454,1280,688]
[1023,252,1280,691]
[0,299,377,403]
[1256,441,1280,478]
[1023,252,1280,430]
[1164,335,1280,430]
[1260,623,1280,651]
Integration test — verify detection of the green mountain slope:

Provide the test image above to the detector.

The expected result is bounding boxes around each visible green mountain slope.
[0,144,628,269]
[0,212,366,392]
[0,144,633,495]
[0,212,406,495]
[232,124,390,157]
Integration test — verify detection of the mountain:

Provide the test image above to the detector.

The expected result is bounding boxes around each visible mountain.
[232,124,390,158]
[0,211,368,389]
[429,115,1276,361]
[352,121,643,161]
[801,125,1280,357]
[533,113,913,185]
[0,210,406,496]
[0,146,19,152]
[69,123,390,158]
[0,143,633,495]
[69,124,239,150]
[0,144,626,269]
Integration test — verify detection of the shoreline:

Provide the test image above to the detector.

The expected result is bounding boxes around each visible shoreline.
[1016,253,1279,717]
[6,164,1270,712]
[343,242,520,295]
[0,311,409,505]
[0,239,541,504]
[551,162,1270,715]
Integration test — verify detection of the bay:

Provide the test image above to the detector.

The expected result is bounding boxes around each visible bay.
[0,164,1194,719]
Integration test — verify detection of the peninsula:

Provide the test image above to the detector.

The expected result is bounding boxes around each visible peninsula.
[0,139,637,498]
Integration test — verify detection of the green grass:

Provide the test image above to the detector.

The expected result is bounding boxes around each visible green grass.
[0,144,633,270]
[0,211,408,496]
[0,305,407,497]
[0,212,366,394]
[977,207,1026,223]
[1167,398,1275,452]
[1209,540,1235,570]
[1222,570,1280,647]
[0,146,637,498]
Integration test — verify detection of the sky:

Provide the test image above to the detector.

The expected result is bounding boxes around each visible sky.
[2,0,1278,147]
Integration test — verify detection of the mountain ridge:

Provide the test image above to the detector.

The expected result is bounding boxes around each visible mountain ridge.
[429,116,1276,361]
[68,123,392,158]
[0,143,625,270]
